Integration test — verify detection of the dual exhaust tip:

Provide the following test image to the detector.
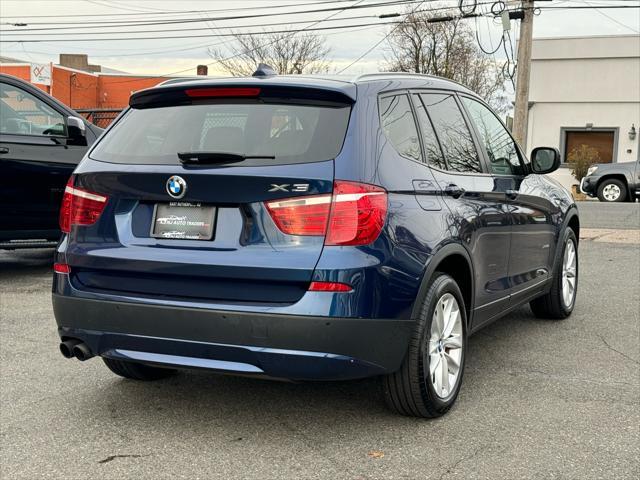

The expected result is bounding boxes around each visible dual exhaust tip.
[59,339,95,361]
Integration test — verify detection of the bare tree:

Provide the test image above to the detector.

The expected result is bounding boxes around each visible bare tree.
[385,11,508,112]
[209,31,331,76]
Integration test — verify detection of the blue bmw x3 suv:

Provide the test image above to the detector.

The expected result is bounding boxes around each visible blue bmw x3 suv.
[53,68,579,417]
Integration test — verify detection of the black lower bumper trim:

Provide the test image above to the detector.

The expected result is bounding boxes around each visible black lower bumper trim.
[53,294,414,380]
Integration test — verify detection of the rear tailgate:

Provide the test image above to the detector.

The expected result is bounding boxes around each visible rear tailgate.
[63,83,354,304]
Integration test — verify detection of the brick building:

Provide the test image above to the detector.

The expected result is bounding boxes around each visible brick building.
[0,54,206,125]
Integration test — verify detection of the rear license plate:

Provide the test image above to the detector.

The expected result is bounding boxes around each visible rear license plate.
[151,202,216,240]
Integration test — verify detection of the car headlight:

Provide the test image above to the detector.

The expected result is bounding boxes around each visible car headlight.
[586,166,598,176]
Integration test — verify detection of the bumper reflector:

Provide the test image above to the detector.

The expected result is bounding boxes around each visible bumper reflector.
[53,263,71,274]
[308,281,353,292]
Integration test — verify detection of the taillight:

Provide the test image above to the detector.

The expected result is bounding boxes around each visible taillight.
[325,181,387,246]
[265,194,331,236]
[308,281,353,292]
[265,180,387,246]
[59,177,108,233]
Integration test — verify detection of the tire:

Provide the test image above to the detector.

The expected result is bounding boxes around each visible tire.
[597,179,627,202]
[102,357,176,381]
[383,273,467,418]
[530,228,578,320]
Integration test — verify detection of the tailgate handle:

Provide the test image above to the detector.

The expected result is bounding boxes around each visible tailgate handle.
[0,147,9,154]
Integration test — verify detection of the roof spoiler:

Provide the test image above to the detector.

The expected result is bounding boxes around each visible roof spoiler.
[130,84,354,109]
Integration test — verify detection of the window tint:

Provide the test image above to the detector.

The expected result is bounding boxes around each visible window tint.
[412,94,446,170]
[420,93,481,173]
[0,82,66,137]
[462,97,524,175]
[379,94,422,162]
[90,102,350,165]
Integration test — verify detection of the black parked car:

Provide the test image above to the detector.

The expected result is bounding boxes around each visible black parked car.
[53,70,579,417]
[580,159,640,202]
[0,73,103,249]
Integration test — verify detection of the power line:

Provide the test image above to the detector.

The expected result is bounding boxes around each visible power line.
[0,21,407,43]
[106,0,366,83]
[337,0,429,73]
[0,2,498,44]
[0,0,355,18]
[0,0,429,28]
[0,13,388,37]
[533,4,640,9]
[582,0,640,32]
[5,25,378,59]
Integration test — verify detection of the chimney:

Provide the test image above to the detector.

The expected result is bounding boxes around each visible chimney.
[196,65,208,76]
[59,54,101,73]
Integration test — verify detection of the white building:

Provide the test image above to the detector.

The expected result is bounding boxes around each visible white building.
[526,35,640,188]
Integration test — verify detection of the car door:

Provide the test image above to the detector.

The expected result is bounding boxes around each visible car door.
[460,95,557,306]
[411,91,512,328]
[0,80,86,240]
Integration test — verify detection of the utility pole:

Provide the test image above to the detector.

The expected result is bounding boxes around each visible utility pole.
[512,0,534,148]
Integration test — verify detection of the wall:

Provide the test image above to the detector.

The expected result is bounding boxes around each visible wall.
[51,66,99,110]
[1,64,169,112]
[529,57,640,104]
[526,35,640,178]
[527,102,640,163]
[97,75,165,109]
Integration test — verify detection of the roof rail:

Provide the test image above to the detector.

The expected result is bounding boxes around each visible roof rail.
[352,71,472,91]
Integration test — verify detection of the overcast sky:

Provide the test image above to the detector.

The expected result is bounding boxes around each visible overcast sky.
[1,0,639,77]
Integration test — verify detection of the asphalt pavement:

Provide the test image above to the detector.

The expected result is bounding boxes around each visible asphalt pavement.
[1,203,639,479]
[576,200,640,230]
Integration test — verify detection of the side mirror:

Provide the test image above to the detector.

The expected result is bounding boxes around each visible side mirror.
[531,147,560,174]
[66,116,86,145]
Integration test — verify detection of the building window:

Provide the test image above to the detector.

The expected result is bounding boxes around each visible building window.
[564,130,616,164]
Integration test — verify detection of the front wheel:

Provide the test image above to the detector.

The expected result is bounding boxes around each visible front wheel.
[383,273,467,418]
[530,228,578,319]
[597,179,627,202]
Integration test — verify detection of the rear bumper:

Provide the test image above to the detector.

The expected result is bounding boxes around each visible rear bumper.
[53,294,414,381]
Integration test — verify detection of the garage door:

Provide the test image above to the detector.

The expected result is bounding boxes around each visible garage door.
[565,130,615,164]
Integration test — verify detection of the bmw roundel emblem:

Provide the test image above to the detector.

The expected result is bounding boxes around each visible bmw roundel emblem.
[166,175,187,199]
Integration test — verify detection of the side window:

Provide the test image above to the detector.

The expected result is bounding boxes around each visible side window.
[379,94,422,162]
[420,93,482,173]
[412,94,447,170]
[0,82,66,137]
[462,97,524,176]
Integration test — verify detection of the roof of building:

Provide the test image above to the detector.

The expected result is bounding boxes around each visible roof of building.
[0,54,131,75]
[532,34,640,60]
[0,55,29,64]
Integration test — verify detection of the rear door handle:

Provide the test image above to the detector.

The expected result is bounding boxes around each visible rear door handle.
[0,147,9,154]
[506,189,519,200]
[444,184,465,199]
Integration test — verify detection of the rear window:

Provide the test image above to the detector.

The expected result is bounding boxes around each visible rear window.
[90,102,351,166]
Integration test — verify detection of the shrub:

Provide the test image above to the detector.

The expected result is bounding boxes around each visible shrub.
[566,144,600,182]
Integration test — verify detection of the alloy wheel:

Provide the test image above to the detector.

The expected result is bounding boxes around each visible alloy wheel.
[427,293,463,399]
[562,239,577,308]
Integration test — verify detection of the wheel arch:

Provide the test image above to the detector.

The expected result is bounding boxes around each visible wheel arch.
[553,208,580,274]
[411,243,475,325]
[566,209,580,244]
[596,174,629,198]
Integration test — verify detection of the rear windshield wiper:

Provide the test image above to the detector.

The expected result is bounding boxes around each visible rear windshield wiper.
[177,151,275,164]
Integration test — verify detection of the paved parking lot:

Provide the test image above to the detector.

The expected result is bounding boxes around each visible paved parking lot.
[577,201,640,230]
[1,203,639,479]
